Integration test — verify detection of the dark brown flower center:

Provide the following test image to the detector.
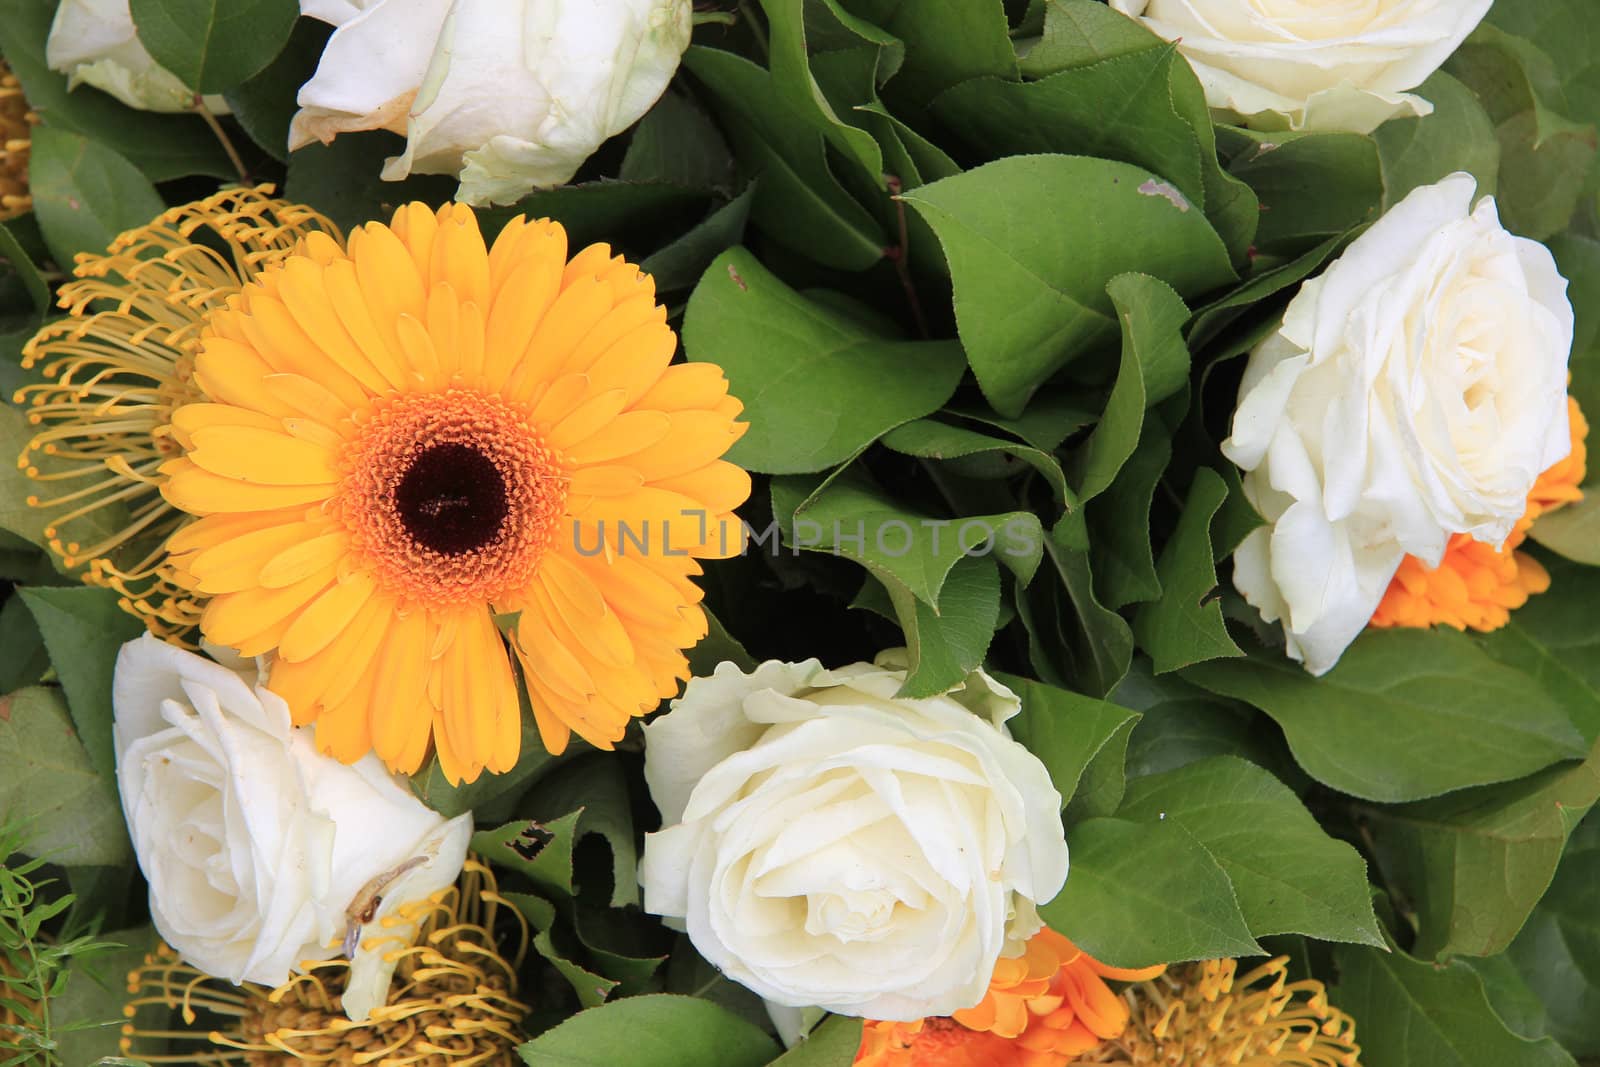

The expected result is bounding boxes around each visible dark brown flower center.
[396,442,509,556]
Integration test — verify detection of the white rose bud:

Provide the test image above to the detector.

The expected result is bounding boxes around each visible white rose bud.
[112,633,472,1021]
[46,0,224,113]
[289,0,693,206]
[1107,0,1492,134]
[1223,173,1573,675]
[638,654,1070,1022]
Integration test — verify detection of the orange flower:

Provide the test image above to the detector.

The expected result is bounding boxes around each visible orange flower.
[856,929,1165,1067]
[159,200,749,782]
[1372,396,1586,633]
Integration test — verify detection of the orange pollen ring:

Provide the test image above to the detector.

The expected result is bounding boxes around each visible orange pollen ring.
[338,388,568,607]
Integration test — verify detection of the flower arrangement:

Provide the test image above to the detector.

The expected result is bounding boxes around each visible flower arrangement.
[1,2,1598,1066]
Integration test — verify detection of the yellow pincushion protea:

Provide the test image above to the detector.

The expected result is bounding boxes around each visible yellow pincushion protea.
[13,187,336,638]
[1372,396,1587,633]
[0,61,35,220]
[1081,957,1361,1067]
[160,200,749,783]
[120,859,529,1065]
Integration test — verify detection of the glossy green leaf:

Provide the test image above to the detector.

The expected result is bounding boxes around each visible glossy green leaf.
[881,418,1071,507]
[1373,72,1500,208]
[0,687,130,866]
[1223,128,1382,252]
[1088,423,1170,610]
[1018,0,1159,76]
[1073,274,1190,502]
[903,155,1234,416]
[759,0,885,182]
[845,0,1015,109]
[1185,630,1587,802]
[1507,812,1600,1056]
[223,16,330,162]
[685,249,964,473]
[620,89,734,191]
[516,994,780,1067]
[1118,756,1382,946]
[129,0,297,94]
[1133,469,1243,673]
[683,47,886,271]
[0,0,231,181]
[1039,816,1260,969]
[999,671,1140,810]
[28,128,165,268]
[18,586,145,782]
[1332,944,1577,1067]
[472,812,584,902]
[769,1015,864,1065]
[887,554,1001,699]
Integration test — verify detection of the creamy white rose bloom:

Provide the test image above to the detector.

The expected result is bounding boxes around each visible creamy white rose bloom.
[46,0,224,113]
[289,0,693,206]
[112,633,472,1021]
[1106,0,1491,134]
[638,653,1069,1021]
[1222,173,1573,675]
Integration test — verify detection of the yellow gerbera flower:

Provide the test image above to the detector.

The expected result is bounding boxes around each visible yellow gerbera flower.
[161,200,749,783]
[0,60,35,220]
[120,858,529,1065]
[13,186,336,638]
[1082,957,1361,1066]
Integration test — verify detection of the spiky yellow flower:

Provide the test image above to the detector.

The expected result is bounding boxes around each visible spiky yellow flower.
[12,187,336,638]
[0,61,35,220]
[1080,957,1360,1067]
[120,859,529,1065]
[1372,397,1587,633]
[856,929,1166,1067]
[159,200,748,782]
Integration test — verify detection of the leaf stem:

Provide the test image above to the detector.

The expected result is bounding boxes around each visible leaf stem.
[885,176,930,340]
[193,95,249,185]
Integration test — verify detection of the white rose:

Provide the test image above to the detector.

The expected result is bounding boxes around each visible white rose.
[1107,0,1491,134]
[46,0,226,113]
[112,633,472,1021]
[638,654,1069,1021]
[289,0,693,206]
[1222,173,1573,675]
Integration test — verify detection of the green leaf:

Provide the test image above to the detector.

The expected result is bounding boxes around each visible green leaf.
[1364,729,1600,961]
[620,88,734,191]
[1223,128,1383,252]
[845,0,1015,110]
[1331,943,1578,1067]
[685,248,964,474]
[1072,273,1190,503]
[887,555,1001,699]
[1531,494,1600,567]
[0,404,132,576]
[0,687,130,866]
[902,155,1234,417]
[1507,813,1600,1055]
[0,596,49,694]
[1478,556,1600,744]
[934,35,1257,262]
[1039,816,1261,969]
[1042,521,1134,698]
[129,0,298,94]
[637,189,755,294]
[998,671,1140,810]
[28,128,165,268]
[1087,422,1170,610]
[472,812,585,901]
[1018,0,1161,76]
[54,927,162,1066]
[759,0,885,183]
[223,16,330,162]
[771,469,1043,606]
[1373,72,1501,208]
[1184,630,1587,803]
[683,47,887,271]
[516,994,780,1067]
[1118,756,1382,946]
[1132,468,1243,673]
[517,756,639,909]
[285,131,461,233]
[19,586,145,782]
[0,0,232,182]
[881,418,1071,508]
[0,223,48,315]
[769,1015,863,1066]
